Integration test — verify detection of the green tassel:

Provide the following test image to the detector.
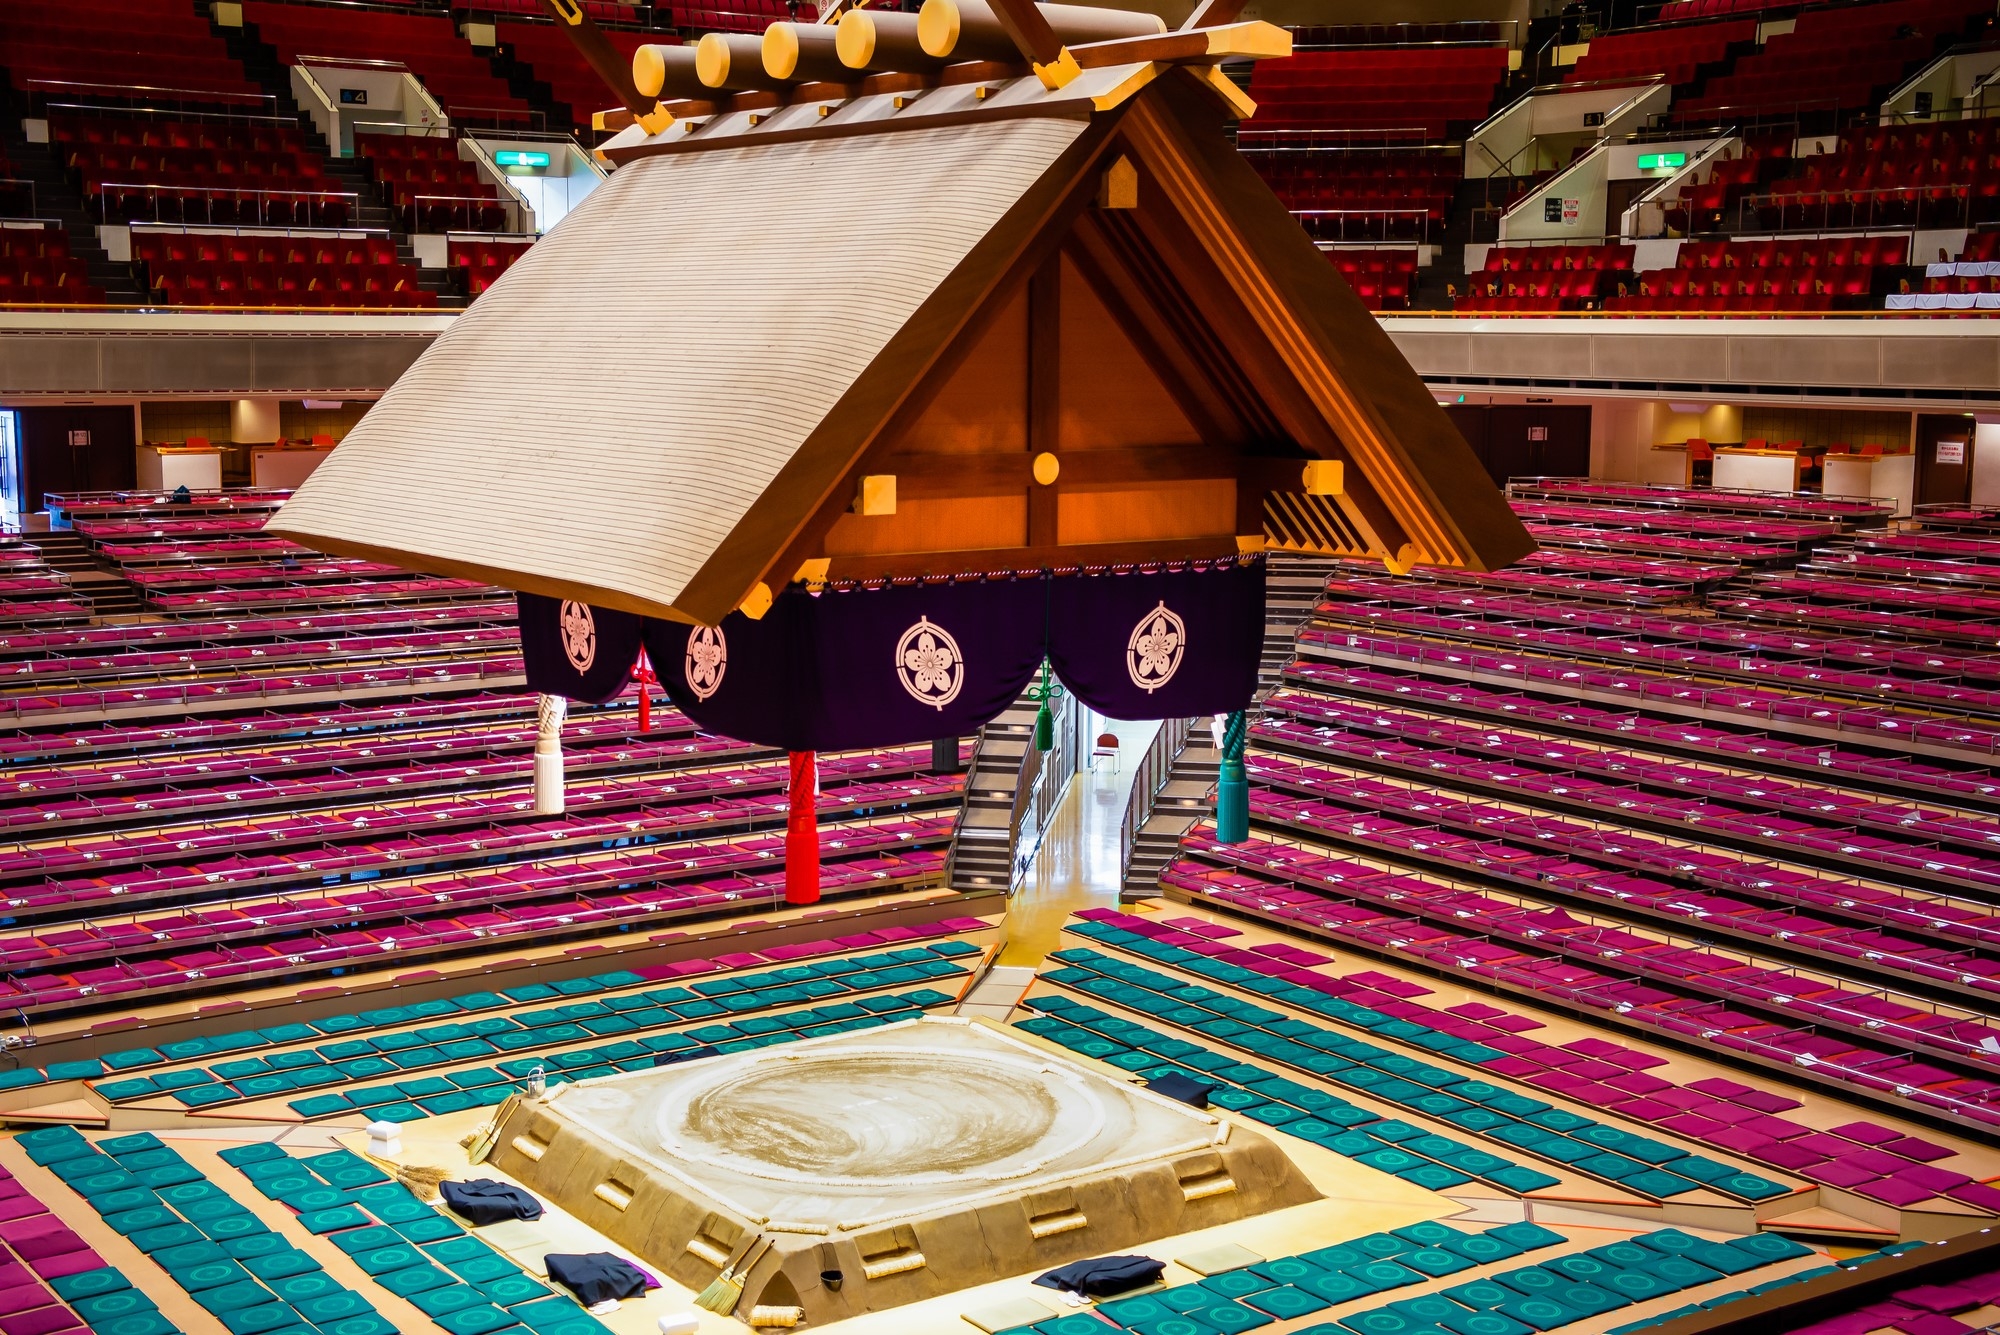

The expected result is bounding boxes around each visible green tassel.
[1025,658,1063,753]
[1216,709,1249,843]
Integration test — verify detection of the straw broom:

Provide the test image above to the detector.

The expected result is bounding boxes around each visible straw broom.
[696,1235,770,1314]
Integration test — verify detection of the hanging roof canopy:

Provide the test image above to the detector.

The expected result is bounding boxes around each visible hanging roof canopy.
[272,13,1532,627]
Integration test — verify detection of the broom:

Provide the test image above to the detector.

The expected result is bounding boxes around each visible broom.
[696,1235,770,1315]
[396,1165,452,1201]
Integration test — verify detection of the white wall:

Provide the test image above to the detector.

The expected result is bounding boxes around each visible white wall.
[1974,422,2000,506]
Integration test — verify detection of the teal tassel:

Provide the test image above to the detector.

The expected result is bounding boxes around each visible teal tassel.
[1216,709,1248,843]
[1025,659,1063,753]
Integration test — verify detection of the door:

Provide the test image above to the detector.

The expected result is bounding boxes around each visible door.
[1915,414,1974,506]
[15,405,137,509]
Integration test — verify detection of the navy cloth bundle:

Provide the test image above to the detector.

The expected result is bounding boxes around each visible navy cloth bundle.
[439,1179,544,1225]
[545,1253,653,1305]
[1033,1255,1166,1298]
[1146,1071,1214,1108]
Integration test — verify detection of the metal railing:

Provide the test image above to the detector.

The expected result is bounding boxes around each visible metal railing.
[1734,181,1981,234]
[90,183,358,228]
[1289,20,1522,50]
[22,78,275,111]
[1118,716,1195,872]
[1290,207,1435,245]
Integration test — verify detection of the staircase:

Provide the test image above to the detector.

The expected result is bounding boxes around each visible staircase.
[1118,552,1337,898]
[35,532,144,618]
[0,125,148,304]
[945,701,1039,893]
[208,4,466,308]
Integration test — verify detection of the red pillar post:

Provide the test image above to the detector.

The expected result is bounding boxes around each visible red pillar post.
[785,749,820,905]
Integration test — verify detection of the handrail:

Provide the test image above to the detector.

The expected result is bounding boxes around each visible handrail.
[43,100,299,129]
[1118,716,1194,873]
[296,54,413,72]
[0,182,39,217]
[91,183,359,229]
[24,79,273,109]
[456,135,539,230]
[1732,181,1978,235]
[1623,129,1738,240]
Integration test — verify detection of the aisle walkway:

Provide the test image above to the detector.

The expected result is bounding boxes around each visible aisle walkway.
[994,717,1160,968]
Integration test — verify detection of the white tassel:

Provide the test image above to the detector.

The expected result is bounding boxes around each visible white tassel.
[534,694,567,815]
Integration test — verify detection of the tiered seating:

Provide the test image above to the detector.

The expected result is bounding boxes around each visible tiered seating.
[243,4,531,122]
[51,111,347,228]
[73,929,982,1117]
[1246,47,1512,138]
[1674,0,1987,122]
[661,0,794,36]
[1565,20,1754,88]
[0,1157,108,1335]
[1047,911,2000,1212]
[1457,244,1635,311]
[1326,249,1419,308]
[1507,479,1894,522]
[1893,224,2000,311]
[0,539,89,626]
[1753,121,2000,232]
[0,226,101,307]
[131,232,432,309]
[1247,150,1457,244]
[1664,137,1792,233]
[357,136,509,233]
[447,237,533,296]
[1414,546,1739,601]
[1607,236,1906,313]
[498,21,658,126]
[0,0,261,101]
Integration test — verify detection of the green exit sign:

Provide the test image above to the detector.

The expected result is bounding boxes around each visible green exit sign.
[494,150,551,169]
[1637,152,1686,171]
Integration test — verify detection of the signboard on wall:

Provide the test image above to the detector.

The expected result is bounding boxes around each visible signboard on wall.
[339,88,368,105]
[67,430,90,448]
[1562,199,1580,226]
[1938,440,1967,464]
[1528,426,1549,441]
[1544,198,1562,223]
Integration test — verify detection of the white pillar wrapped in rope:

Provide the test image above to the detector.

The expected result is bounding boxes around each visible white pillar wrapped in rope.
[534,693,568,815]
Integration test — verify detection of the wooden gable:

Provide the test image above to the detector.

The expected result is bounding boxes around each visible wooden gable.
[729,70,1533,600]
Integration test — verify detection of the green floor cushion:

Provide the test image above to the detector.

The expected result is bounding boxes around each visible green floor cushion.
[1487,1224,1564,1252]
[288,1095,356,1119]
[376,1263,455,1297]
[93,1314,176,1335]
[269,1273,345,1304]
[318,1317,398,1335]
[298,1206,372,1235]
[278,1187,347,1214]
[202,1214,269,1241]
[1492,1299,1575,1332]
[1392,1224,1461,1248]
[411,1285,486,1318]
[331,1227,402,1255]
[477,1275,550,1306]
[51,1267,133,1301]
[294,1291,374,1324]
[223,1234,291,1261]
[130,1224,206,1252]
[395,1215,464,1245]
[156,1241,228,1271]
[355,1245,428,1276]
[1554,1283,1627,1314]
[434,1304,519,1335]
[1243,1287,1329,1320]
[1438,1310,1534,1335]
[102,1048,167,1071]
[445,1255,518,1285]
[366,1197,433,1226]
[103,1205,179,1235]
[1402,1250,1476,1278]
[1251,1258,1326,1286]
[1730,1234,1814,1263]
[74,1290,159,1323]
[1200,1271,1276,1300]
[421,1237,491,1265]
[173,1259,252,1292]
[245,1249,324,1282]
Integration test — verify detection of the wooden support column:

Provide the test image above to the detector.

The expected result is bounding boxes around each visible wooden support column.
[1027,252,1061,548]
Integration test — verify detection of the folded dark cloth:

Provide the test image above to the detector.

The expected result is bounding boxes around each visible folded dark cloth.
[1033,1255,1165,1298]
[1146,1071,1213,1109]
[440,1179,544,1225]
[546,1252,654,1306]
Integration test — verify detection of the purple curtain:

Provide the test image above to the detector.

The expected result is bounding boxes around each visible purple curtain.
[517,592,644,704]
[523,560,1266,746]
[1047,559,1266,720]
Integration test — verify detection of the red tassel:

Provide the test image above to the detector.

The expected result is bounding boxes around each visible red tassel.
[785,750,820,905]
[630,651,657,733]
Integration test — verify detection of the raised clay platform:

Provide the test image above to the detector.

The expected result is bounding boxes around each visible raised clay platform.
[489,1016,1322,1323]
